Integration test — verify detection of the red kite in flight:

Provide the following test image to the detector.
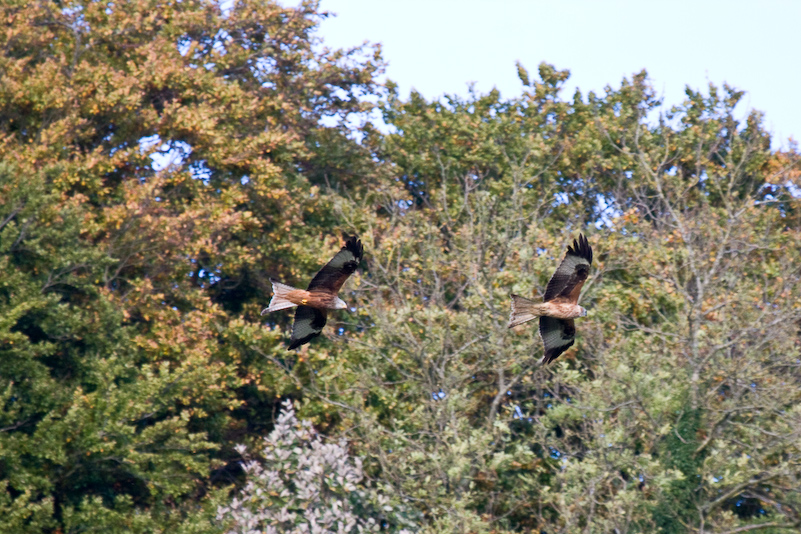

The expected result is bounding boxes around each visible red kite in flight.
[262,234,363,350]
[508,234,593,364]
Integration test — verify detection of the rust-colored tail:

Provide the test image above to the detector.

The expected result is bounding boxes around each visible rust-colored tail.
[508,294,547,328]
[261,279,300,315]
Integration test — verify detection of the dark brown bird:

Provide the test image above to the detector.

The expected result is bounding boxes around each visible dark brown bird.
[262,234,363,350]
[508,234,593,364]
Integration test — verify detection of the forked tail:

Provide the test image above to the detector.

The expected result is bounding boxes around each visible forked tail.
[508,294,547,328]
[261,279,300,315]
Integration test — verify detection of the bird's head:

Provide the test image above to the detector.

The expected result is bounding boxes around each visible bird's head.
[579,306,588,317]
[334,297,348,310]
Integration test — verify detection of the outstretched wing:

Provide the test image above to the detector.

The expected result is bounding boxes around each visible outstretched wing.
[539,316,576,364]
[288,306,328,350]
[306,234,363,294]
[543,233,593,304]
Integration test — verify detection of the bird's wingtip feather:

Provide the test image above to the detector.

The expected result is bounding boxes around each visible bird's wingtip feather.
[342,233,363,260]
[568,233,592,264]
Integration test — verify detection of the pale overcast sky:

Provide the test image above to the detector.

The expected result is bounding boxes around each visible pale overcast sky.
[317,0,799,149]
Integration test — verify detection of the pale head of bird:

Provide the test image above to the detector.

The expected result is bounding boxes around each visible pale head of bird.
[334,296,348,310]
[578,306,588,317]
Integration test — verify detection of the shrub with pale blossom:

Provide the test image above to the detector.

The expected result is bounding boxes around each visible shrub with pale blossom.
[217,399,418,534]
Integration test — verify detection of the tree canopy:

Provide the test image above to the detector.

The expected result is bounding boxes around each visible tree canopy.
[1,1,800,533]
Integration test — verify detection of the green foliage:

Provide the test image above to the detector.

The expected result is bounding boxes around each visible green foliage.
[0,0,382,531]
[0,161,231,532]
[307,63,801,533]
[652,406,704,533]
[2,0,801,532]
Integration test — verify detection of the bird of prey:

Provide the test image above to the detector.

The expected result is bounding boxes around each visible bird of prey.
[262,234,363,350]
[508,234,593,364]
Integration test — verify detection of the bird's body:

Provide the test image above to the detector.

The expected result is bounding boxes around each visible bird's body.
[508,234,593,364]
[267,284,347,311]
[262,234,363,350]
[509,298,586,325]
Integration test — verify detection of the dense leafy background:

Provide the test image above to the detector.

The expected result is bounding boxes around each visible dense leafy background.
[1,1,800,532]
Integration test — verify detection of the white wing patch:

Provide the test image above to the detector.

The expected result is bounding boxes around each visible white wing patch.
[289,306,328,350]
[325,248,354,270]
[540,324,570,348]
[559,254,590,272]
[292,315,321,339]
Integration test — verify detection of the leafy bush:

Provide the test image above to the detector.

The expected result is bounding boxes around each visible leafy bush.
[217,400,418,534]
